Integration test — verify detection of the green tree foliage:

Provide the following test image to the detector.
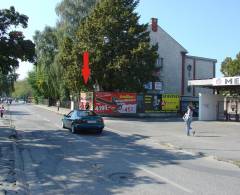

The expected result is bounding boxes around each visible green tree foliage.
[55,0,98,96]
[0,6,35,75]
[11,79,33,99]
[55,37,83,95]
[33,27,60,101]
[55,0,98,37]
[0,72,17,96]
[221,52,240,76]
[75,0,158,92]
[0,6,35,96]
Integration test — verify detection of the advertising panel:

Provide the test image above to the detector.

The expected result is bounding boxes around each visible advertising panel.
[144,94,180,112]
[161,94,180,112]
[144,94,162,112]
[94,92,137,114]
[79,92,94,110]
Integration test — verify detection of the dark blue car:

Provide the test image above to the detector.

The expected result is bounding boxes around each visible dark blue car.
[62,110,104,134]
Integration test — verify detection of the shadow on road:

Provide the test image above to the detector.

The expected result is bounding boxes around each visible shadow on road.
[15,127,200,194]
[8,110,30,116]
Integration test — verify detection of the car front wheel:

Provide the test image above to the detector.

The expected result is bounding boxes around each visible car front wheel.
[62,121,65,129]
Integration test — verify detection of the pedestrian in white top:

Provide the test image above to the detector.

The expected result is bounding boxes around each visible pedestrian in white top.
[183,105,195,136]
[0,105,5,118]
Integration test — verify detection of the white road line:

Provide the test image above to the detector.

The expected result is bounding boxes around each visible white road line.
[123,159,193,194]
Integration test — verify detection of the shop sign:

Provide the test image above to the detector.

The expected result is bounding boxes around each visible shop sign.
[94,92,137,114]
[213,77,240,86]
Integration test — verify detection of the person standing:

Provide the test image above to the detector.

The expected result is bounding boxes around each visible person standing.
[183,105,195,136]
[0,105,5,118]
[85,102,90,110]
[56,100,60,111]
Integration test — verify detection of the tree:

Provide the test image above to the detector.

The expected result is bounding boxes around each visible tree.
[75,0,158,92]
[11,79,33,99]
[221,52,240,76]
[32,27,60,103]
[0,6,35,96]
[55,0,99,96]
[55,37,84,95]
[0,72,17,96]
[55,0,98,37]
[0,6,35,75]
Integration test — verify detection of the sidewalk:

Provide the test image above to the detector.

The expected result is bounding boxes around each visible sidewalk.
[35,104,240,167]
[35,104,71,115]
[0,117,17,194]
[146,120,240,166]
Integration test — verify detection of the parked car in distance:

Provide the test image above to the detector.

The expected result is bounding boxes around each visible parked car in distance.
[62,110,104,134]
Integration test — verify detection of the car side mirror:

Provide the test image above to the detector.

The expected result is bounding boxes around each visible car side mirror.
[63,114,67,117]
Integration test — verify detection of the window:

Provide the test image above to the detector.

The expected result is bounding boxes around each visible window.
[156,57,164,69]
[67,111,74,117]
[160,58,164,68]
[77,110,97,117]
[187,64,192,77]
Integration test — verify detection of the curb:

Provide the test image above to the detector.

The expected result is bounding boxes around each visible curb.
[1,112,29,194]
[159,141,240,168]
[34,104,68,116]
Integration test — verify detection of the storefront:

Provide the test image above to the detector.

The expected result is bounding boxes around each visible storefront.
[188,76,240,121]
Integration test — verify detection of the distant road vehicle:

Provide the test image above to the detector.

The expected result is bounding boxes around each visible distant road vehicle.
[62,110,104,134]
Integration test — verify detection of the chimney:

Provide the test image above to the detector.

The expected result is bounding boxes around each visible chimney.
[151,18,158,32]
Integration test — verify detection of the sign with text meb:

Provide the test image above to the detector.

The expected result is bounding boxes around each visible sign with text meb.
[94,92,137,114]
[213,77,240,86]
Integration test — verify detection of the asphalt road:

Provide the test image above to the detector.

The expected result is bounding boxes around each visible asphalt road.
[10,103,240,195]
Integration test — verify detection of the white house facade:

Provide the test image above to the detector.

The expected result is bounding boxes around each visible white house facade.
[148,18,217,103]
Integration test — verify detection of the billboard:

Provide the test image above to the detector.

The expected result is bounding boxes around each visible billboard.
[144,94,179,112]
[79,92,94,110]
[94,92,137,114]
[161,94,180,112]
[144,94,162,112]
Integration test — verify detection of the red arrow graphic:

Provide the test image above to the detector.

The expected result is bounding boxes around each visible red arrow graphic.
[82,51,90,84]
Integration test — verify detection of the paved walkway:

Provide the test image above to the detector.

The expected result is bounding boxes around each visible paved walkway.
[0,115,17,194]
[33,104,240,167]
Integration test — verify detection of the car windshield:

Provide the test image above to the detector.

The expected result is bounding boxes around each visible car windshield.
[76,110,97,117]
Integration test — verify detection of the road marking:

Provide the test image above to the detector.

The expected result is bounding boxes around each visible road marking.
[123,159,193,194]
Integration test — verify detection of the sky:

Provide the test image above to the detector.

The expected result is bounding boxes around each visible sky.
[1,0,240,80]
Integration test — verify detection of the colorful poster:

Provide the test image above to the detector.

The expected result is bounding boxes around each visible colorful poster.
[144,94,180,112]
[161,94,180,112]
[94,92,137,114]
[144,94,162,112]
[79,92,94,110]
